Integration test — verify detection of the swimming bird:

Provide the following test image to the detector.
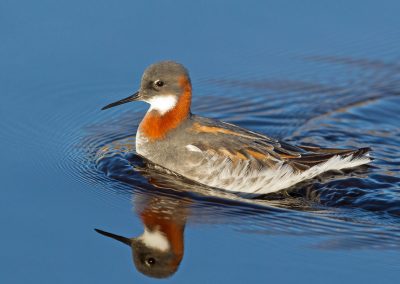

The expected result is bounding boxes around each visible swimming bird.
[102,61,371,196]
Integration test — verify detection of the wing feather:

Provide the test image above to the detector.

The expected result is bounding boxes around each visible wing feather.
[186,116,369,172]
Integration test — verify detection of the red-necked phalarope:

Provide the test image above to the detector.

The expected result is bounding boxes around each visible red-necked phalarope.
[102,61,371,196]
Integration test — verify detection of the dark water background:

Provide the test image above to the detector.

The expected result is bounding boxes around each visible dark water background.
[1,1,400,283]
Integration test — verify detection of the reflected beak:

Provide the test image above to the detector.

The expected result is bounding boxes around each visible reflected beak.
[94,228,132,246]
[101,91,140,110]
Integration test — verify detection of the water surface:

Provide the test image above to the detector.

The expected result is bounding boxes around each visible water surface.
[1,1,400,283]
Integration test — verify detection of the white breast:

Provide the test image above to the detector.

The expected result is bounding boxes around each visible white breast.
[135,129,147,156]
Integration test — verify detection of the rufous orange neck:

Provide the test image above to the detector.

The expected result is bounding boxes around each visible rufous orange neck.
[141,209,185,267]
[139,76,191,140]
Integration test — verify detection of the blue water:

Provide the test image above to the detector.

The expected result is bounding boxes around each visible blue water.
[1,0,400,283]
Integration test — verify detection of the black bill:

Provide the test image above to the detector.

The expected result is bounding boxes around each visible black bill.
[101,91,140,110]
[94,228,132,246]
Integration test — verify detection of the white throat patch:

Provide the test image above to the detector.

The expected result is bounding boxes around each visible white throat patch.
[147,95,178,115]
[139,228,170,252]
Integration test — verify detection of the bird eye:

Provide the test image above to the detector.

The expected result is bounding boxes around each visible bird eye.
[154,80,164,87]
[146,257,156,266]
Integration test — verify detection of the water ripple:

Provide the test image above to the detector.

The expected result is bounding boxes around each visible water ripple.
[4,55,398,250]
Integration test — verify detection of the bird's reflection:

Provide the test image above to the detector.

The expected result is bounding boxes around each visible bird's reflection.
[95,193,188,278]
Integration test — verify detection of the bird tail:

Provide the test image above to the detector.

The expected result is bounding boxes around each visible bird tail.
[290,146,371,169]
